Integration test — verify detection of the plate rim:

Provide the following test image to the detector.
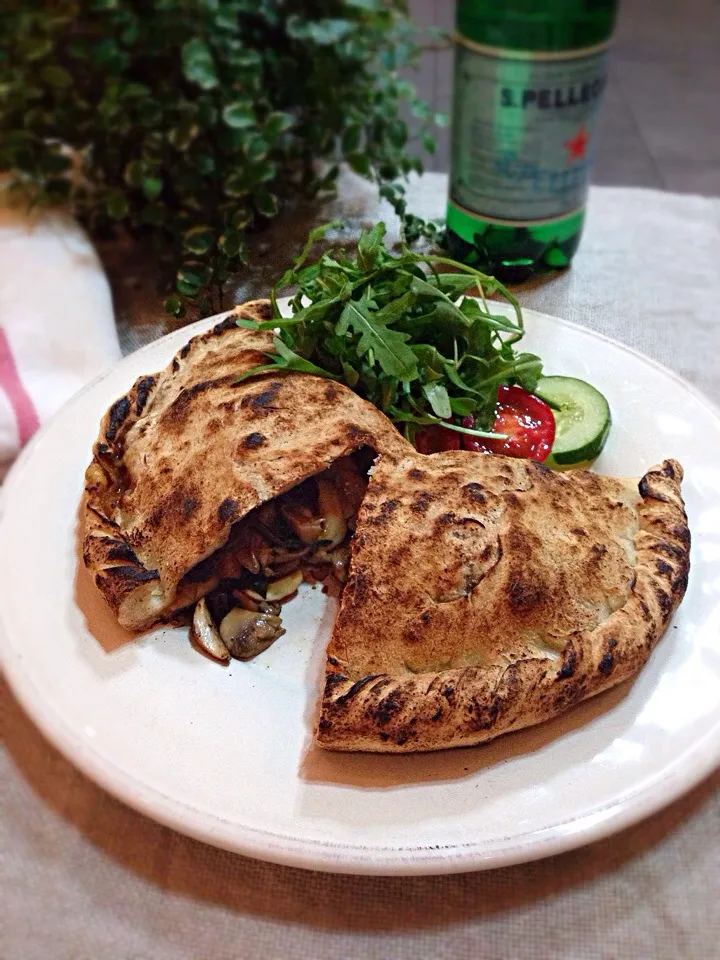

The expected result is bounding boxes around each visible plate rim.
[2,306,719,876]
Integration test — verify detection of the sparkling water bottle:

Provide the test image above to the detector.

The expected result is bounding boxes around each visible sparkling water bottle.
[446,0,619,282]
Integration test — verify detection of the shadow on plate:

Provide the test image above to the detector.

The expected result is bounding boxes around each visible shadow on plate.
[300,681,631,788]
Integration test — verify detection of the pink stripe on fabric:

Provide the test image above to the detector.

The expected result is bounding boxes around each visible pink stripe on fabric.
[0,327,40,446]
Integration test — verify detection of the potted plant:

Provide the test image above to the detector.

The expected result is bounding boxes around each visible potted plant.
[1,0,442,317]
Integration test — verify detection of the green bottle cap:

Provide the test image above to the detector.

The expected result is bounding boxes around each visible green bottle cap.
[456,0,618,53]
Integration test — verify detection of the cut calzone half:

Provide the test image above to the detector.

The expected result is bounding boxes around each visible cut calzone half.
[83,301,411,654]
[317,452,690,752]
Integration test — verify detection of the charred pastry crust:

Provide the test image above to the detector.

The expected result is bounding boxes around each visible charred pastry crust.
[82,300,411,631]
[317,456,689,753]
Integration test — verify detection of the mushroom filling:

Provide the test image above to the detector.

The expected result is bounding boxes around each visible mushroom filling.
[186,450,372,661]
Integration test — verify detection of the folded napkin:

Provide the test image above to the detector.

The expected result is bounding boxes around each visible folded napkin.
[0,205,120,482]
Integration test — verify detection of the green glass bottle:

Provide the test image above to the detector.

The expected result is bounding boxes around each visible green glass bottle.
[445,0,619,282]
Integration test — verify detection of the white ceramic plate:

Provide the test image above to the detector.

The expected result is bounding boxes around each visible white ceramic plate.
[1,306,719,876]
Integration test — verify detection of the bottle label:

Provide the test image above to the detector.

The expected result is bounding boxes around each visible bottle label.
[450,38,609,222]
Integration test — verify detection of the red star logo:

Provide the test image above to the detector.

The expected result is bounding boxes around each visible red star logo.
[564,126,588,163]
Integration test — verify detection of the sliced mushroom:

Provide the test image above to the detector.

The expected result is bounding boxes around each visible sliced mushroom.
[218,607,285,660]
[281,501,324,545]
[267,545,310,567]
[266,569,303,602]
[330,543,350,582]
[316,477,347,547]
[258,599,281,615]
[191,598,230,662]
[231,587,261,612]
[218,526,262,576]
[313,542,349,572]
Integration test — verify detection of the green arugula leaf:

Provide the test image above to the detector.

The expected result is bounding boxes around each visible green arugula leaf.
[371,290,417,326]
[357,222,386,271]
[423,382,452,419]
[239,221,544,442]
[337,290,418,381]
[443,361,488,398]
[234,362,283,384]
[341,361,360,388]
[426,273,479,297]
[272,337,341,379]
[448,396,477,416]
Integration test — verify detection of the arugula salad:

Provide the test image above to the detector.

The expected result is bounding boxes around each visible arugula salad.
[236,222,611,468]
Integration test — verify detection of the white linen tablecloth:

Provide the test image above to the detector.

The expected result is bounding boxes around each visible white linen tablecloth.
[2,175,719,960]
[0,205,120,482]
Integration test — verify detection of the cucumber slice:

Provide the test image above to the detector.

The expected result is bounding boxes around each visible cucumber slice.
[534,376,611,467]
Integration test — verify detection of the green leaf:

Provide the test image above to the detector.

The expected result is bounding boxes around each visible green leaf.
[314,164,339,195]
[123,159,144,187]
[41,66,72,88]
[342,125,362,153]
[356,222,385,271]
[244,135,268,163]
[120,18,140,45]
[232,49,262,70]
[373,291,416,326]
[234,363,281,384]
[223,173,248,198]
[411,344,446,379]
[142,133,164,163]
[120,83,150,100]
[25,37,53,61]
[264,112,294,138]
[193,153,215,175]
[337,291,418,381]
[347,153,371,177]
[272,338,342,379]
[230,206,252,229]
[287,16,355,45]
[218,229,244,257]
[430,273,479,297]
[142,177,163,200]
[423,382,452,420]
[449,396,477,416]
[182,38,218,90]
[272,220,342,293]
[177,262,211,296]
[444,362,486,398]
[168,119,199,150]
[410,99,430,119]
[164,295,185,317]
[251,161,277,184]
[183,225,214,255]
[222,101,255,129]
[254,188,278,217]
[388,120,407,148]
[422,132,436,154]
[177,278,202,297]
[105,191,128,219]
[341,361,360,388]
